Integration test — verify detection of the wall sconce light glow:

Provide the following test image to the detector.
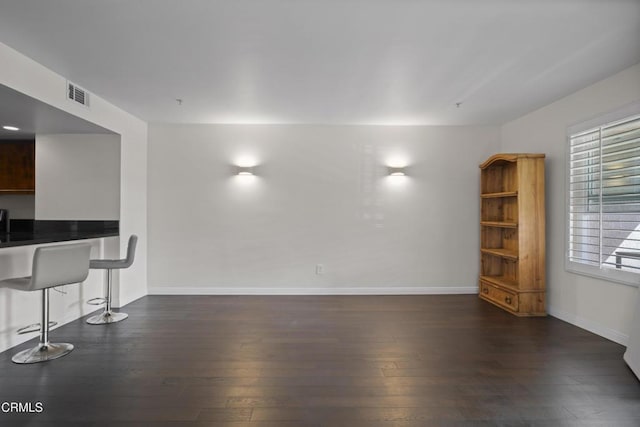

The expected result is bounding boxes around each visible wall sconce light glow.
[388,167,406,176]
[386,155,409,169]
[2,125,19,131]
[237,166,254,176]
[234,154,259,168]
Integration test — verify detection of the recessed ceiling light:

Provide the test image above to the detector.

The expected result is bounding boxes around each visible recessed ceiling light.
[2,125,20,131]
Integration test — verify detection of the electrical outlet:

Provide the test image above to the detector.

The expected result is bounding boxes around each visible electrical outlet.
[315,264,324,275]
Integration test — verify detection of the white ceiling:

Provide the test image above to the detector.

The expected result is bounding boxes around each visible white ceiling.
[0,0,638,126]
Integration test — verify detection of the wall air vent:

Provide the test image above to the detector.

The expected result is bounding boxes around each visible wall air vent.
[67,81,90,107]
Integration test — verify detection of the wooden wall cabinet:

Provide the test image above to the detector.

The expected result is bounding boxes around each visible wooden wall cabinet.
[479,153,546,316]
[0,140,35,194]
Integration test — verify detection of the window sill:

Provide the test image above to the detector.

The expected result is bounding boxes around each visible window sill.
[566,260,640,288]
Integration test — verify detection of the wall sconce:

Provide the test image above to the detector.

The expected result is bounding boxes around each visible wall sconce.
[387,167,406,176]
[236,166,254,176]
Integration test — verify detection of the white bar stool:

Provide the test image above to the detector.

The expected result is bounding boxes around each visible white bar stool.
[86,235,137,325]
[0,242,91,364]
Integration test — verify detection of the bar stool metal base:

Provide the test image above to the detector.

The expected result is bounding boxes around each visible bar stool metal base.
[86,311,128,325]
[11,342,74,364]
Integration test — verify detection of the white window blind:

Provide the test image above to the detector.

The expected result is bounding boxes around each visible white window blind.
[568,113,640,284]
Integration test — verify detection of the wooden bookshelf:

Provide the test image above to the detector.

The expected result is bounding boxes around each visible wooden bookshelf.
[480,248,518,261]
[479,153,546,316]
[480,191,518,199]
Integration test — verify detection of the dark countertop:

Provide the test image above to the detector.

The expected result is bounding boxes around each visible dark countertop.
[0,220,119,248]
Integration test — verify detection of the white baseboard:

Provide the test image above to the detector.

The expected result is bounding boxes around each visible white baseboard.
[148,285,478,296]
[548,305,629,346]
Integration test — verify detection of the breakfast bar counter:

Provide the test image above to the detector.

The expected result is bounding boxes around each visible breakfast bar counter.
[0,220,118,248]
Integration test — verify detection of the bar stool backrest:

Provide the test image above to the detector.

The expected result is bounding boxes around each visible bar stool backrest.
[122,235,138,268]
[30,243,92,291]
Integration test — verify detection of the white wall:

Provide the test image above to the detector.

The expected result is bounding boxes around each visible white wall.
[0,41,147,352]
[501,63,640,345]
[35,134,120,220]
[148,124,500,294]
[0,194,34,219]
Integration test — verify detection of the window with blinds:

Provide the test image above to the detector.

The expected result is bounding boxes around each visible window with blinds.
[568,113,640,284]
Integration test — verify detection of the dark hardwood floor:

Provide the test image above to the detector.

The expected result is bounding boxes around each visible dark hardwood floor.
[0,295,639,426]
